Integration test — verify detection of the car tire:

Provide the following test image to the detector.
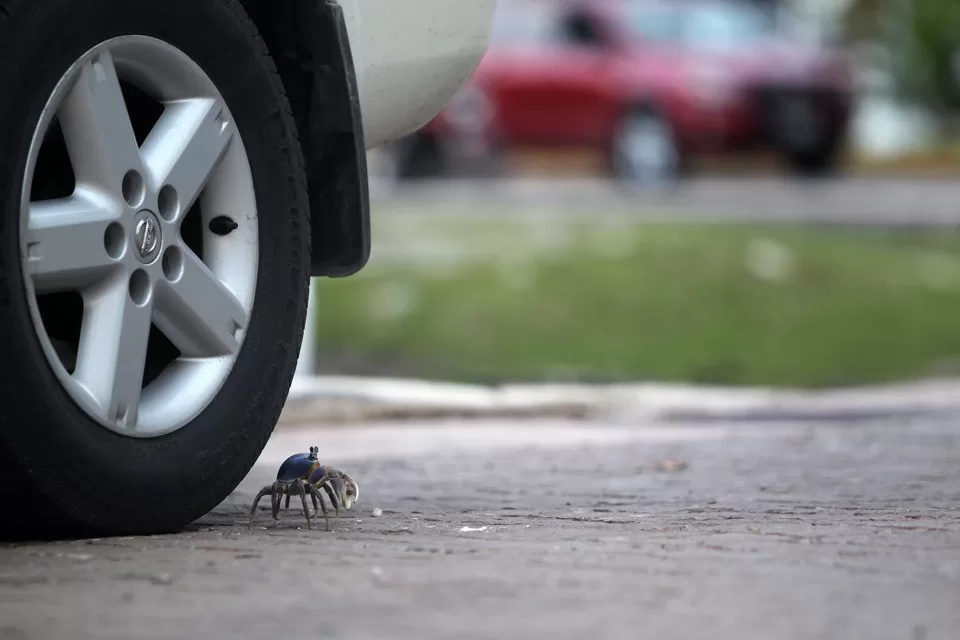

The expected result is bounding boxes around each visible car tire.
[0,0,310,538]
[610,108,682,189]
[393,133,447,180]
[784,138,844,179]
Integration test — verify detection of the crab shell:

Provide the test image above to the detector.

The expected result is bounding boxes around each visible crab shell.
[276,452,321,482]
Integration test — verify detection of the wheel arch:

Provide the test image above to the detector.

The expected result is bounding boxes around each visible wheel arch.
[240,0,370,278]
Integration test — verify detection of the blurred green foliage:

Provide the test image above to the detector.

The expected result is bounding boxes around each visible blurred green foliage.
[314,219,960,388]
[846,0,960,115]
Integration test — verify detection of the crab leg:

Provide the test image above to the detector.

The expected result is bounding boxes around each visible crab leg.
[308,485,331,531]
[271,483,282,521]
[248,486,275,528]
[312,475,341,520]
[297,482,312,530]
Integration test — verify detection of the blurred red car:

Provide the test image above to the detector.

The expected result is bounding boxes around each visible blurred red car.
[389,0,855,185]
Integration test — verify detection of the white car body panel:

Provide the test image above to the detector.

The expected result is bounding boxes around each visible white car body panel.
[337,0,496,149]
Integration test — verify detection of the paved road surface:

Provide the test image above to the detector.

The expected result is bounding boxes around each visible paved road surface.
[373,176,960,226]
[2,416,959,640]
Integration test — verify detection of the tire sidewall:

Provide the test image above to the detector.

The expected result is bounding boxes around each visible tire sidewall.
[0,0,309,535]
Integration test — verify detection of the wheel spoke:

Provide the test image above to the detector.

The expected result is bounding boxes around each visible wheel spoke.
[153,249,247,358]
[57,50,144,193]
[140,99,235,220]
[73,276,154,428]
[24,192,123,293]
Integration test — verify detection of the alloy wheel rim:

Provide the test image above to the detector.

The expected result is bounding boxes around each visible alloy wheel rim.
[20,35,260,438]
[618,114,678,183]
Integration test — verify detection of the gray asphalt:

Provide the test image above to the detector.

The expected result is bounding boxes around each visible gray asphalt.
[2,416,959,640]
[373,176,960,226]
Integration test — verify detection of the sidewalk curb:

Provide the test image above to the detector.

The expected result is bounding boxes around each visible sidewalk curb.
[279,375,960,425]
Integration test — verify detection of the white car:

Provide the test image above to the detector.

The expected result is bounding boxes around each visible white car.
[0,0,494,537]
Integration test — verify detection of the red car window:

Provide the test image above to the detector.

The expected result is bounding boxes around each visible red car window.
[489,1,562,46]
[625,0,777,49]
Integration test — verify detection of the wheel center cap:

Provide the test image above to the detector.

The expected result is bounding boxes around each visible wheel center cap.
[133,210,162,264]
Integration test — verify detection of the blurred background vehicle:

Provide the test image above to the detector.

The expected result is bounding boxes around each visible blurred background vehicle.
[326,0,960,393]
[383,0,856,187]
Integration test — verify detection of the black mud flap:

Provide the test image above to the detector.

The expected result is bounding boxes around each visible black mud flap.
[296,0,371,277]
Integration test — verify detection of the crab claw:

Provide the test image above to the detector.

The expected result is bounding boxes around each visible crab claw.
[333,476,360,511]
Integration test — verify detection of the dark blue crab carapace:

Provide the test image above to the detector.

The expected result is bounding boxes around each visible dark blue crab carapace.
[248,445,360,531]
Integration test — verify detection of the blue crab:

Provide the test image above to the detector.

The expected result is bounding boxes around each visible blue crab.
[248,446,359,530]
